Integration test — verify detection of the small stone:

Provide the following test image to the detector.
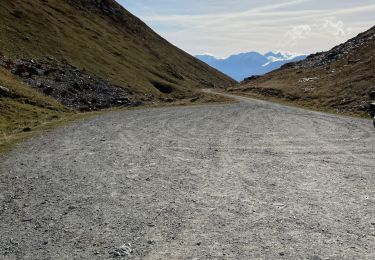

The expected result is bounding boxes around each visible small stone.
[11,9,24,18]
[10,239,19,246]
[22,127,32,132]
[110,243,132,258]
[190,97,199,102]
[272,202,286,208]
[0,85,9,92]
[0,85,11,97]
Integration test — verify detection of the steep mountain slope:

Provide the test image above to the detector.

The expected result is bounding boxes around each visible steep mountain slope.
[0,0,234,95]
[0,0,235,151]
[196,52,306,81]
[229,26,375,116]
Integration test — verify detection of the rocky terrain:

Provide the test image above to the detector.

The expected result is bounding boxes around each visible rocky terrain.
[1,56,139,111]
[229,26,375,116]
[286,27,375,69]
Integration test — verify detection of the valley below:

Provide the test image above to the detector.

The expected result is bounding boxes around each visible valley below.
[1,93,374,259]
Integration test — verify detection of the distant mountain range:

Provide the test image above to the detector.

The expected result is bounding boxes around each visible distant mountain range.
[196,51,307,81]
[228,25,375,116]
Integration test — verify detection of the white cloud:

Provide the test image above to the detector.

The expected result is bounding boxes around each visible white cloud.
[282,17,354,49]
[285,25,312,46]
[321,17,349,38]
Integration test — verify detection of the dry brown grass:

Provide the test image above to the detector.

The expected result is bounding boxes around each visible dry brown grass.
[230,27,375,117]
[0,0,235,97]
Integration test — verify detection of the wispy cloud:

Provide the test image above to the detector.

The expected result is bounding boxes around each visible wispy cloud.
[141,0,315,23]
[120,0,375,56]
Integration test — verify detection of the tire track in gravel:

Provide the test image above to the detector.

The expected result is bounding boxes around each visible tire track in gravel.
[1,93,375,260]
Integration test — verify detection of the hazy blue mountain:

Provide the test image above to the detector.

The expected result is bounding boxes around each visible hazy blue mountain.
[196,51,307,81]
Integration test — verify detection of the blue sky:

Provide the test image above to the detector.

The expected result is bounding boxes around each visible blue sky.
[118,0,375,57]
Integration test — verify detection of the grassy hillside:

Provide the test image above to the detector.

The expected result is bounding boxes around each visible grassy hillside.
[229,26,375,116]
[0,67,78,154]
[0,0,235,95]
[0,0,236,154]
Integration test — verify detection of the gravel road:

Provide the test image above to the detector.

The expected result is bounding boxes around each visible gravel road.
[1,94,375,259]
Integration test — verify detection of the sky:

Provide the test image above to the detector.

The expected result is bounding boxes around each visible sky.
[118,0,375,58]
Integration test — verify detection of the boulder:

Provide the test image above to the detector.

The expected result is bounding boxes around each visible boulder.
[0,85,11,97]
[369,102,375,116]
[369,89,375,99]
[242,75,261,82]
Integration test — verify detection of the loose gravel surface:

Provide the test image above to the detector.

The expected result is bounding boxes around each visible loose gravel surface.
[1,94,375,259]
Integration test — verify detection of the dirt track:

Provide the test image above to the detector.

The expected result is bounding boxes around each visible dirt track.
[1,94,375,259]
